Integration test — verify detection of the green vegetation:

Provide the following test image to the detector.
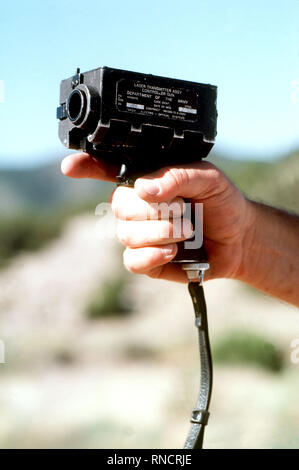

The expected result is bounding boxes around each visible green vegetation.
[0,196,110,268]
[0,212,63,267]
[212,330,284,372]
[85,275,133,319]
[0,200,103,267]
[122,344,158,360]
[0,159,111,267]
[214,149,299,213]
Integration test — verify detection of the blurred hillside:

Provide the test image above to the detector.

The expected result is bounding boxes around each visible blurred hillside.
[0,214,298,449]
[0,160,111,215]
[0,158,111,267]
[0,148,298,215]
[214,148,299,213]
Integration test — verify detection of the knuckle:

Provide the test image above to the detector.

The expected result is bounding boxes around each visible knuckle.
[166,167,189,193]
[206,164,225,187]
[207,167,228,197]
[196,161,228,197]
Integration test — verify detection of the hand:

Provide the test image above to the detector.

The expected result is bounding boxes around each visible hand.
[61,152,254,283]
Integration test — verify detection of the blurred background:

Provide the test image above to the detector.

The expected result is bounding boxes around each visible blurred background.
[0,0,299,449]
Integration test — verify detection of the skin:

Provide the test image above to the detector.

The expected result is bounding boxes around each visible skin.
[61,152,299,307]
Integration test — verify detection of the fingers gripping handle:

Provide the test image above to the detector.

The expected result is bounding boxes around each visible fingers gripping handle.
[117,165,208,267]
[172,200,209,283]
[172,200,208,264]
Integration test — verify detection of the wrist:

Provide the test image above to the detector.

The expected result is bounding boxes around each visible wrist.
[232,198,259,284]
[232,199,299,306]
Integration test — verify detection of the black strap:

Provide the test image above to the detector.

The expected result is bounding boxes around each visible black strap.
[184,282,213,449]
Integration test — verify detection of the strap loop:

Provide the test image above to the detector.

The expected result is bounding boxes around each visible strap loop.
[184,282,212,449]
[190,408,210,426]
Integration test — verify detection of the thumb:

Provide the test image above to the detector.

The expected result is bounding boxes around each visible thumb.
[134,161,226,202]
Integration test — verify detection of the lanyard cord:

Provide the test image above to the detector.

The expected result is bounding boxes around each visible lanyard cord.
[184,282,213,449]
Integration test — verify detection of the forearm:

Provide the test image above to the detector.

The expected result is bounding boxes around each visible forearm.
[236,201,299,306]
[62,153,299,300]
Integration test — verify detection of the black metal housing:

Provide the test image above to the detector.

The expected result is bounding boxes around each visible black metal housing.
[57,66,217,180]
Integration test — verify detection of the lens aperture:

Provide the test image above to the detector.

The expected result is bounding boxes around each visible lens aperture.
[67,89,86,124]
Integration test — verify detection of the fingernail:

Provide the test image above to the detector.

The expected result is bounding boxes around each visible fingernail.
[161,244,175,257]
[142,179,160,195]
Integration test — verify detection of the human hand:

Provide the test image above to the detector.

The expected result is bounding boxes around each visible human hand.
[61,152,254,283]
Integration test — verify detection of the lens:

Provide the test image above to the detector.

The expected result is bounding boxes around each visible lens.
[67,89,86,124]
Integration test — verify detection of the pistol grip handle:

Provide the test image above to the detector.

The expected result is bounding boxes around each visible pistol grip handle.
[172,200,208,264]
[117,169,208,265]
[173,241,208,264]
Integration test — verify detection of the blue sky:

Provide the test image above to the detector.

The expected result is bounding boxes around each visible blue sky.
[0,0,298,167]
